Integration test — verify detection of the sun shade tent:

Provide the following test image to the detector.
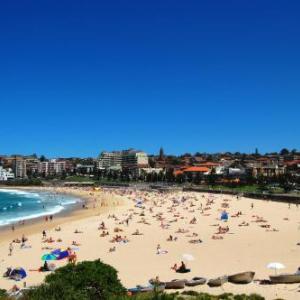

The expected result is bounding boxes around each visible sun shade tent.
[41,254,57,261]
[10,268,27,279]
[267,262,285,274]
[135,199,143,208]
[51,249,61,256]
[221,211,229,221]
[56,250,69,260]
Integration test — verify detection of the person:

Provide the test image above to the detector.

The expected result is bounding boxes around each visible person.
[8,243,13,256]
[156,244,161,254]
[10,285,19,293]
[42,230,46,239]
[177,261,188,273]
[4,267,12,277]
[43,260,49,271]
[295,267,300,275]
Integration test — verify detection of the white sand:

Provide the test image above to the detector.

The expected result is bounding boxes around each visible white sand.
[0,187,300,300]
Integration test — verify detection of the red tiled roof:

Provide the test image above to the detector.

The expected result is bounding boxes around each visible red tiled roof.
[174,170,184,176]
[182,166,210,173]
[284,160,300,166]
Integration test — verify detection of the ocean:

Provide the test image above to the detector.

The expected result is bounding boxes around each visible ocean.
[0,188,80,226]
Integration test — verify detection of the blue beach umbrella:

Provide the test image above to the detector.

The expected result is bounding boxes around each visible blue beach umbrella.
[221,211,229,221]
[41,254,57,261]
[51,249,61,256]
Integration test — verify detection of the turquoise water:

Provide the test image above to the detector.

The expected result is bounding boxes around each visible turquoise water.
[0,189,80,226]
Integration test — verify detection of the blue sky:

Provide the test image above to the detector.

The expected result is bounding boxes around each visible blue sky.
[0,0,299,157]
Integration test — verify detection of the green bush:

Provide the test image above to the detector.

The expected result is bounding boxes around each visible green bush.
[22,260,125,300]
[18,260,265,300]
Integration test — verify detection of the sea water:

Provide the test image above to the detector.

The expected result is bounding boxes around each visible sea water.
[0,189,80,226]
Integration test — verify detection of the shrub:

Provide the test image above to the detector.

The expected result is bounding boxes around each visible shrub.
[22,260,125,300]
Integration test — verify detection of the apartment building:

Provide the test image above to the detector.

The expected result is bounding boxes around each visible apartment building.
[0,166,15,181]
[13,158,27,178]
[38,160,66,176]
[98,149,149,174]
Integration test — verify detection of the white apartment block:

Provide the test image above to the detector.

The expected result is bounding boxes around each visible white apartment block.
[98,149,149,173]
[0,166,15,181]
[38,160,66,176]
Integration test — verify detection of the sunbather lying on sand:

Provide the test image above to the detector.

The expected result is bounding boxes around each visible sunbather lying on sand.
[100,231,109,237]
[132,229,143,235]
[266,228,279,232]
[239,221,249,227]
[43,237,55,243]
[212,235,223,240]
[109,246,116,252]
[156,244,168,254]
[189,239,203,244]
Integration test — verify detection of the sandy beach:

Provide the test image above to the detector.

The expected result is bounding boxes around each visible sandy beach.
[0,187,299,299]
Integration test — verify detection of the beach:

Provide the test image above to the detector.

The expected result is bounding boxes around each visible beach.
[0,187,299,299]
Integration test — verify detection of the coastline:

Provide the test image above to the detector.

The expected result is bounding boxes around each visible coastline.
[0,187,299,299]
[0,186,126,243]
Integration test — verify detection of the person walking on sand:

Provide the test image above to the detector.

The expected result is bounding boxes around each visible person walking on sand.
[156,244,161,254]
[8,243,13,256]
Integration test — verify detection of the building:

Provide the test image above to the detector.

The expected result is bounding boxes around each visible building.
[98,151,122,170]
[38,161,49,176]
[25,157,40,176]
[76,164,95,174]
[174,166,210,179]
[50,159,66,175]
[98,149,149,175]
[13,158,27,178]
[121,149,149,173]
[38,159,66,176]
[0,167,15,181]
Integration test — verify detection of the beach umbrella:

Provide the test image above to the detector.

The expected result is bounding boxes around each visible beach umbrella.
[41,254,57,261]
[182,254,195,261]
[51,249,61,256]
[221,211,229,221]
[10,268,27,279]
[267,262,285,274]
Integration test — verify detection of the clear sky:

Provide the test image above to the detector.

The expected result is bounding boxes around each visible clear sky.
[0,0,299,157]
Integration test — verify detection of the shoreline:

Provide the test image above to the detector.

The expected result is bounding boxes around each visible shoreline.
[0,186,126,243]
[0,187,299,299]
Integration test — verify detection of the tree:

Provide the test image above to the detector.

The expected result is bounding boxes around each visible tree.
[159,147,165,160]
[291,148,298,154]
[23,260,125,300]
[40,155,47,162]
[280,148,289,156]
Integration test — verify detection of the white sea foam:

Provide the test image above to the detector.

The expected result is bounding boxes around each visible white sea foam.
[0,189,39,197]
[0,189,80,226]
[0,205,65,226]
